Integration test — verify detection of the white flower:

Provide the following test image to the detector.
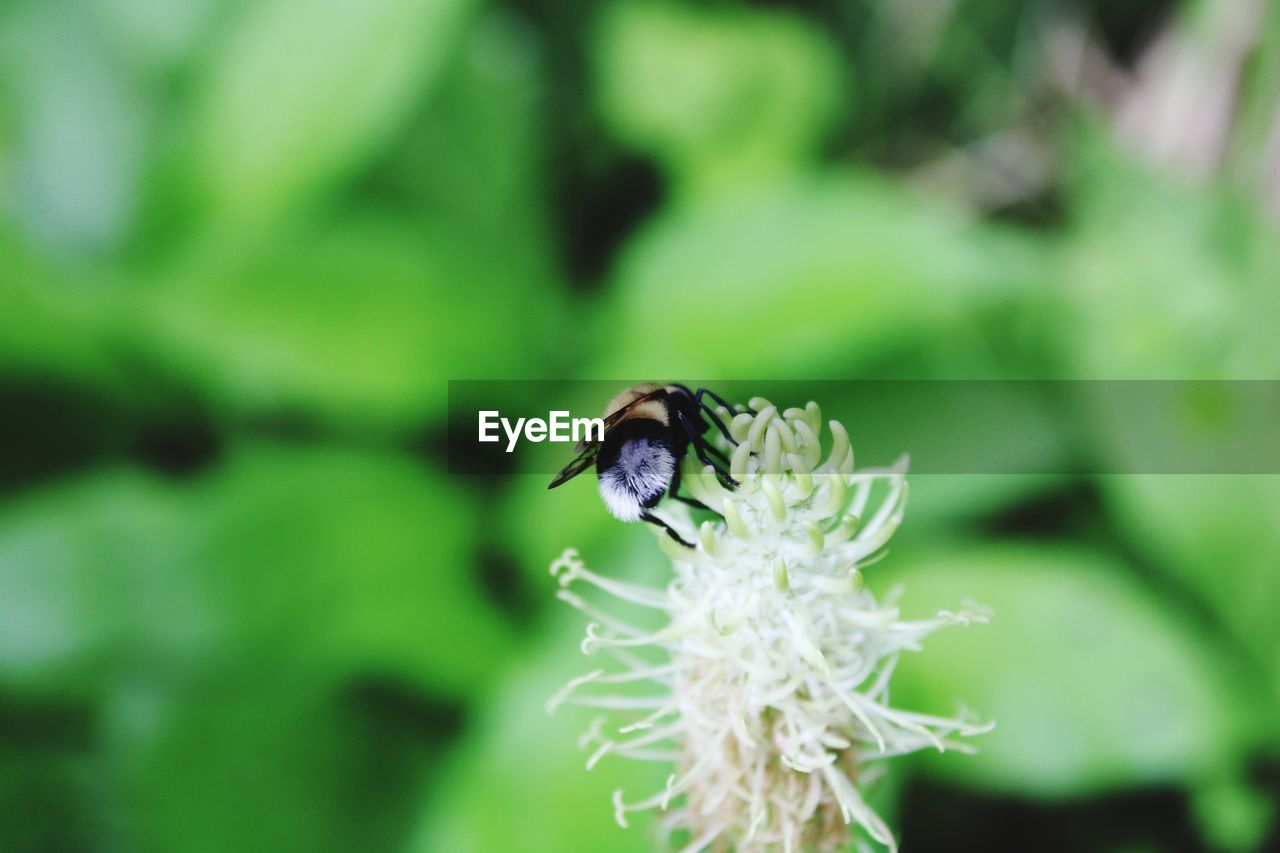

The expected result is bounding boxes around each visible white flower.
[548,398,991,851]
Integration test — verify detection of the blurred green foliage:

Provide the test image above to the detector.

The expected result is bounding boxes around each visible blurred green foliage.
[2,0,1279,850]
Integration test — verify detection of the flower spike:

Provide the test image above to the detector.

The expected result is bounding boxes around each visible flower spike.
[549,396,990,850]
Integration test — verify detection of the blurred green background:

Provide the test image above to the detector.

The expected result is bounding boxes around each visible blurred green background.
[1,0,1278,850]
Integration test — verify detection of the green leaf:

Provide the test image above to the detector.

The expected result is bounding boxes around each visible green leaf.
[1059,133,1280,379]
[0,446,512,698]
[138,215,548,429]
[903,474,1065,533]
[385,10,551,269]
[0,470,195,693]
[408,620,667,853]
[0,234,130,393]
[104,675,448,853]
[1191,773,1277,852]
[885,544,1253,798]
[0,732,104,850]
[597,173,1041,378]
[500,465,645,583]
[191,0,473,222]
[190,444,513,695]
[596,1,843,196]
[1098,475,1280,682]
[106,681,354,853]
[0,5,145,253]
[1058,140,1280,678]
[816,381,1073,532]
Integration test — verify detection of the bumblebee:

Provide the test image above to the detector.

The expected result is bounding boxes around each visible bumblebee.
[548,384,741,546]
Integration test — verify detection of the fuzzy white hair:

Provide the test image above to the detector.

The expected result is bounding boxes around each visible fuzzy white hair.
[597,436,675,522]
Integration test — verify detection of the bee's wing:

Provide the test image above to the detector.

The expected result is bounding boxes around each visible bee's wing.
[547,388,669,489]
[547,443,601,489]
[597,387,667,431]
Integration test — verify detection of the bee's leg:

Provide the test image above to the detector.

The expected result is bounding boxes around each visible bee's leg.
[641,511,694,548]
[676,410,739,489]
[702,440,732,467]
[671,495,712,512]
[667,463,715,513]
[693,389,740,445]
[701,451,739,490]
[695,387,744,414]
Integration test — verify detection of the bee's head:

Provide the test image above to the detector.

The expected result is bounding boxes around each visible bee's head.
[596,423,676,522]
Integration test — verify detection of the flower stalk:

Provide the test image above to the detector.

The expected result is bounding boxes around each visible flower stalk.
[549,398,991,851]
